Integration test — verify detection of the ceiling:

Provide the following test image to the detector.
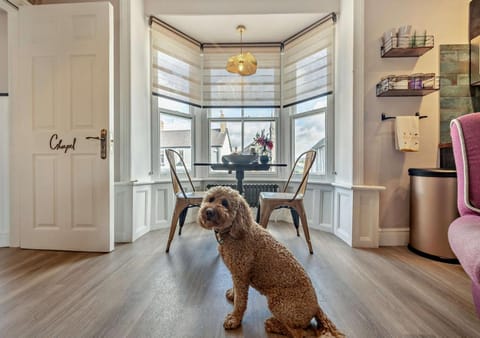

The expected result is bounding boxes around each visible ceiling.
[153,14,329,44]
[8,0,340,43]
[144,0,339,44]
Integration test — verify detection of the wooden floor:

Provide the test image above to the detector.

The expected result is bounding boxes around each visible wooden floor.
[0,223,479,338]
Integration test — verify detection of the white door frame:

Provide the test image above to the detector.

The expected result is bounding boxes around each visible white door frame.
[0,0,20,247]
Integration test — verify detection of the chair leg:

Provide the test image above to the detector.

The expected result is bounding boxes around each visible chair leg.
[178,208,188,236]
[290,209,300,236]
[256,205,261,223]
[259,204,273,229]
[297,205,313,254]
[166,203,183,253]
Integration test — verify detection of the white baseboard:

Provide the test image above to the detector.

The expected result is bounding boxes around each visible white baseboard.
[379,228,409,246]
[0,233,9,247]
[151,222,169,231]
[311,223,333,233]
[133,225,150,242]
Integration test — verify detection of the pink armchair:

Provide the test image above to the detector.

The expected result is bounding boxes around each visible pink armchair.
[449,113,480,315]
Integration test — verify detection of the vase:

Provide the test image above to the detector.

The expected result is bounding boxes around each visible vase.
[259,154,269,164]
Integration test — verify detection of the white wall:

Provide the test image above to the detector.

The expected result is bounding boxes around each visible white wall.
[129,0,151,181]
[0,10,7,93]
[0,97,8,246]
[334,0,355,185]
[363,0,469,230]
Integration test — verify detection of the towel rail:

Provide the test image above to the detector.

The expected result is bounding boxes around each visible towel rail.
[381,112,428,121]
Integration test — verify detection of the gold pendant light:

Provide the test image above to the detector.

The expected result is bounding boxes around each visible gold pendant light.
[226,25,257,76]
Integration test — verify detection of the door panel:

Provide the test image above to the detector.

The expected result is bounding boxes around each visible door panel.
[18,3,113,252]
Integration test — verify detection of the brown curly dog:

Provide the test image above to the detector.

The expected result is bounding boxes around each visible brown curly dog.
[198,186,344,338]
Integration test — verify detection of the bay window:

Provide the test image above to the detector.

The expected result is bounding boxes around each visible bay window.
[150,19,201,176]
[284,20,335,178]
[150,16,335,180]
[203,46,280,168]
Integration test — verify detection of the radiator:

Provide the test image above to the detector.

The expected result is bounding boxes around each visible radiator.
[206,183,279,207]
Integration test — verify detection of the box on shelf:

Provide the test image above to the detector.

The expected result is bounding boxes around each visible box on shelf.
[381,35,434,57]
[376,73,439,96]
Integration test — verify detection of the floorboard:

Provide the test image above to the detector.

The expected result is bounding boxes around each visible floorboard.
[0,222,478,337]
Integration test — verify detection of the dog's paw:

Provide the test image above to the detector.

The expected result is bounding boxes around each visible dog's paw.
[225,288,234,302]
[223,313,241,329]
[265,317,283,334]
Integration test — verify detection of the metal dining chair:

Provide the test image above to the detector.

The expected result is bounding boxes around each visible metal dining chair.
[256,150,317,254]
[165,149,206,253]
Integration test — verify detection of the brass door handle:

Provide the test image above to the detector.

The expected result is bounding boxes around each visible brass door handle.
[86,129,107,159]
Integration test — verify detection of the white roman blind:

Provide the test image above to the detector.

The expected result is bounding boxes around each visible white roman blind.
[283,21,335,107]
[203,46,281,107]
[150,21,202,107]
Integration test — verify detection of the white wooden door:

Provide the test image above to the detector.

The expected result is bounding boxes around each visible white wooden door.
[17,2,114,252]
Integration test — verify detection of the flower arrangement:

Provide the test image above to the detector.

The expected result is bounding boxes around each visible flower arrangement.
[253,129,274,154]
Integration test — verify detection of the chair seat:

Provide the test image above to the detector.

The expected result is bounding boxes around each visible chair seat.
[176,191,206,200]
[259,192,304,201]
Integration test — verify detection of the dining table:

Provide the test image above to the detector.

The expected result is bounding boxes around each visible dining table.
[194,162,287,195]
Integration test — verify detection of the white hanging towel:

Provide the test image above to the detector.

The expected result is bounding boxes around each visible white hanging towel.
[395,116,420,152]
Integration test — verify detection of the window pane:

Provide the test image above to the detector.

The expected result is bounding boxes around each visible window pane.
[156,96,191,114]
[208,108,241,118]
[208,107,278,118]
[160,113,192,172]
[243,108,277,118]
[294,112,325,175]
[210,121,240,162]
[290,96,327,115]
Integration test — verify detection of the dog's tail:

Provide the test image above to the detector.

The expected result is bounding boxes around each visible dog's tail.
[313,306,345,338]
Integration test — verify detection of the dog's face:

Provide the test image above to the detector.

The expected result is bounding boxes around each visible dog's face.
[198,186,242,232]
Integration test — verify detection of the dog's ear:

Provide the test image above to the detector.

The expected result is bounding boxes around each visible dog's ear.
[229,195,252,239]
[197,212,204,227]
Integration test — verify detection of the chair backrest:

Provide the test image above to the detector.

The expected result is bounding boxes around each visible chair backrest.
[165,149,195,199]
[450,113,480,216]
[283,150,317,200]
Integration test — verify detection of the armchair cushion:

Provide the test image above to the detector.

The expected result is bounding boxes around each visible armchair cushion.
[448,215,480,284]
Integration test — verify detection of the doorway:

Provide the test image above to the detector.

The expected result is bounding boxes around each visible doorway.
[0,2,12,247]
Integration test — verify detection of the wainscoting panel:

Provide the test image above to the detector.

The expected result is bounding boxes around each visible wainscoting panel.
[151,183,170,230]
[318,185,334,232]
[114,183,132,242]
[352,189,381,248]
[133,185,151,241]
[334,187,353,246]
[281,182,334,232]
[302,187,316,225]
[113,180,358,246]
[333,184,384,248]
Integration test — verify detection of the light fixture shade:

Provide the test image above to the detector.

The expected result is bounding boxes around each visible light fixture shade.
[225,25,257,76]
[226,52,257,76]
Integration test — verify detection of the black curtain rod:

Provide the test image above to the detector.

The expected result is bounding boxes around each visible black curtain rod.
[202,42,282,48]
[282,12,336,45]
[4,0,19,10]
[149,16,202,47]
[283,91,333,108]
[152,92,202,108]
[149,12,336,48]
